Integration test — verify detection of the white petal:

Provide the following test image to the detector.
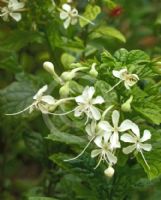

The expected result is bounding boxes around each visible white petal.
[92,96,105,105]
[86,86,95,100]
[74,106,82,117]
[130,122,140,138]
[33,85,48,100]
[122,144,136,154]
[71,17,78,25]
[112,110,120,128]
[119,119,133,132]
[98,121,113,131]
[75,95,86,104]
[62,3,71,12]
[41,95,55,105]
[64,17,71,29]
[107,151,117,164]
[110,132,121,149]
[140,143,152,152]
[10,12,21,21]
[60,11,68,19]
[120,133,136,143]
[91,149,101,158]
[90,105,101,120]
[104,132,112,143]
[94,137,102,148]
[12,2,25,10]
[124,81,130,90]
[140,130,151,142]
[112,70,121,79]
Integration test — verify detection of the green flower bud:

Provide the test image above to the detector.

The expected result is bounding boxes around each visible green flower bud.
[121,95,133,112]
[89,63,98,77]
[60,71,75,82]
[152,61,161,74]
[59,82,70,97]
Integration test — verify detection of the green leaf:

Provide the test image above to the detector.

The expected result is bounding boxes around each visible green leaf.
[133,102,161,125]
[91,26,126,43]
[28,197,58,200]
[46,130,86,146]
[23,131,46,160]
[127,50,150,64]
[0,74,38,115]
[79,5,101,27]
[136,137,161,180]
[0,31,43,52]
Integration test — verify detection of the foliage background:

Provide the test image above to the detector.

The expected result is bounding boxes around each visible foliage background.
[0,0,161,200]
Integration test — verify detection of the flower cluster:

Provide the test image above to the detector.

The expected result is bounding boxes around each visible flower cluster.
[6,61,152,177]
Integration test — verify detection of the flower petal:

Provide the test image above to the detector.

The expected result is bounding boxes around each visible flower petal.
[74,106,83,117]
[71,17,78,25]
[41,95,55,105]
[33,85,48,100]
[62,3,71,12]
[140,130,151,142]
[60,11,68,19]
[120,133,136,143]
[119,119,133,132]
[64,17,71,29]
[98,121,113,131]
[94,137,102,148]
[122,144,136,154]
[91,149,101,158]
[130,122,140,138]
[110,132,121,149]
[112,70,121,79]
[75,95,86,104]
[92,96,105,105]
[90,105,101,120]
[112,110,120,128]
[10,12,21,21]
[140,143,152,152]
[107,151,117,164]
[86,86,95,100]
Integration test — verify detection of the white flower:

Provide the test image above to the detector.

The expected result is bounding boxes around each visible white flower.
[74,86,105,121]
[6,85,55,115]
[0,0,25,22]
[98,110,133,149]
[112,68,139,89]
[91,138,117,169]
[120,125,152,154]
[120,123,152,169]
[60,3,78,29]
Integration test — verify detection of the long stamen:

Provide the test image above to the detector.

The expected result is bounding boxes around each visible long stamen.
[78,14,95,25]
[64,136,95,162]
[105,80,122,94]
[45,107,76,116]
[5,104,34,116]
[101,105,114,120]
[140,150,150,170]
[94,155,103,169]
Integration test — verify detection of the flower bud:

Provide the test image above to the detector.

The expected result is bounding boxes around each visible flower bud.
[152,61,161,74]
[60,71,75,82]
[59,82,70,97]
[89,63,98,77]
[121,95,133,112]
[43,61,55,75]
[104,166,115,177]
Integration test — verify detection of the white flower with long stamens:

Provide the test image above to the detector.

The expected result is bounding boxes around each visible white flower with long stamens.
[98,110,134,149]
[112,68,139,90]
[60,4,78,29]
[6,85,56,115]
[91,138,117,169]
[120,123,152,169]
[74,86,105,121]
[59,3,94,29]
[0,0,25,22]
